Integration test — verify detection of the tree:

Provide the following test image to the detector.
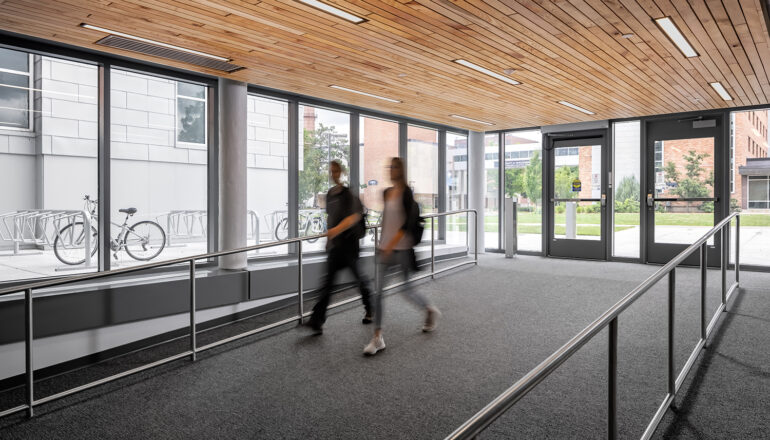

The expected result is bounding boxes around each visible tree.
[615,175,640,203]
[523,151,542,207]
[504,168,525,198]
[663,150,712,199]
[299,124,349,208]
[553,165,579,199]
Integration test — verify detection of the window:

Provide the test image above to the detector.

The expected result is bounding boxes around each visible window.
[654,140,665,193]
[407,125,439,215]
[748,176,770,209]
[504,129,542,252]
[0,48,32,130]
[0,53,99,282]
[446,132,468,247]
[730,113,735,194]
[484,133,500,249]
[111,69,209,267]
[360,116,398,247]
[176,82,206,145]
[612,121,641,259]
[247,95,289,255]
[298,105,350,252]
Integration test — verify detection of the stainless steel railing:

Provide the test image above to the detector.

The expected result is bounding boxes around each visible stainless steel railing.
[0,209,478,419]
[447,213,741,440]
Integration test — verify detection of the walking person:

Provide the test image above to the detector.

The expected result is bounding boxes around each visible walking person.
[364,157,440,356]
[306,160,373,334]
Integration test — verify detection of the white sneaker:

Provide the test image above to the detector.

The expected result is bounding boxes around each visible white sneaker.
[423,306,441,332]
[363,335,386,356]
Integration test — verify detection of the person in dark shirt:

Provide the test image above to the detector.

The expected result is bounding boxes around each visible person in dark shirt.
[305,160,373,334]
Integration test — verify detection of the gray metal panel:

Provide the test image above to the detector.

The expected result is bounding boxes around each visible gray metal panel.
[542,120,609,134]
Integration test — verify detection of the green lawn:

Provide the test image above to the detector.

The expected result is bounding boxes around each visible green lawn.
[445,211,770,236]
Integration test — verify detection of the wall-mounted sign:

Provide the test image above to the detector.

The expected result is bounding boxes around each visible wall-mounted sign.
[368,179,378,186]
[571,179,582,192]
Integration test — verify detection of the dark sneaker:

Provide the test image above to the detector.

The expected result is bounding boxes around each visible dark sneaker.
[422,306,441,332]
[362,313,373,324]
[302,321,323,335]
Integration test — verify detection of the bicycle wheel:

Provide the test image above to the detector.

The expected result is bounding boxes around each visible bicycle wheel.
[306,217,325,243]
[124,221,166,261]
[275,218,289,241]
[53,222,98,265]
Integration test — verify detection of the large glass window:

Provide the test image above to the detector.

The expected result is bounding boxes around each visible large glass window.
[298,105,350,252]
[0,48,32,130]
[446,132,468,246]
[730,109,770,267]
[484,133,500,249]
[504,129,542,252]
[0,53,98,281]
[612,121,641,258]
[110,69,208,267]
[407,125,438,244]
[360,116,398,246]
[247,95,289,255]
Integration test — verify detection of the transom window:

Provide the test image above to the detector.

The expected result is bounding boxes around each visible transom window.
[0,48,32,130]
[176,82,207,145]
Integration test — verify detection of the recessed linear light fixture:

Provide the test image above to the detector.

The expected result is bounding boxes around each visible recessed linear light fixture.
[80,24,230,62]
[454,60,520,86]
[298,0,366,23]
[710,82,733,101]
[450,114,494,126]
[655,17,698,58]
[329,85,400,103]
[558,101,595,115]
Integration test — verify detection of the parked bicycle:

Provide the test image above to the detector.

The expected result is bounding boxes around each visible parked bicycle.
[274,209,326,242]
[54,195,167,265]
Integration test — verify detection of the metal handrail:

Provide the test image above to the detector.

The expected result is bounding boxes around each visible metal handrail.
[0,209,478,419]
[447,212,741,440]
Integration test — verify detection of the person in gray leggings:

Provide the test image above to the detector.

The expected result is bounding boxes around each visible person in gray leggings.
[364,157,440,356]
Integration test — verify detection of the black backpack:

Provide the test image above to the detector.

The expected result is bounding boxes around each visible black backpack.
[353,197,367,240]
[408,198,425,246]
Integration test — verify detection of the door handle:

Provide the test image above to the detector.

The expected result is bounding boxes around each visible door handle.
[601,194,606,207]
[646,193,654,207]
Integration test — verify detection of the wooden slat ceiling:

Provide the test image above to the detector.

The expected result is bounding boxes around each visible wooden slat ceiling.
[1,0,769,130]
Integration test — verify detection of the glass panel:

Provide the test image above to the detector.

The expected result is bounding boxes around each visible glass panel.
[0,48,30,72]
[654,200,714,245]
[177,82,205,99]
[484,133,500,249]
[298,105,350,252]
[0,54,99,281]
[247,95,289,256]
[360,116,398,247]
[612,121,641,258]
[407,125,438,244]
[653,137,715,198]
[111,68,207,267]
[552,144,602,241]
[446,132,468,246]
[176,82,206,144]
[730,110,770,266]
[504,130,542,251]
[0,71,30,129]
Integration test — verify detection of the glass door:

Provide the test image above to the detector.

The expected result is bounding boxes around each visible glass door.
[645,117,723,265]
[547,136,607,259]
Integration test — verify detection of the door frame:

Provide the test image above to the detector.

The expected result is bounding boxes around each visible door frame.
[643,114,725,266]
[544,129,609,260]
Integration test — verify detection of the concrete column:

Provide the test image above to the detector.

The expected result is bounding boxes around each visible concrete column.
[468,130,485,254]
[218,79,247,270]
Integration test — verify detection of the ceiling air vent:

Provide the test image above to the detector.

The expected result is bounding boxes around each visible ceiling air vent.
[95,35,244,73]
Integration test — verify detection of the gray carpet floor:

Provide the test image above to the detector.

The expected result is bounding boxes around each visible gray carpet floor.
[0,255,767,439]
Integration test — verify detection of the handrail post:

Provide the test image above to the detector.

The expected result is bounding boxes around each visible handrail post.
[668,269,676,399]
[473,211,478,265]
[721,225,727,309]
[189,259,196,362]
[608,317,618,440]
[735,215,740,284]
[431,217,435,279]
[700,243,707,342]
[374,228,379,293]
[297,239,303,324]
[25,288,34,418]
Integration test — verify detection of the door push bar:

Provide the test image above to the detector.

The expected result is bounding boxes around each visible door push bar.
[551,196,607,206]
[646,194,719,207]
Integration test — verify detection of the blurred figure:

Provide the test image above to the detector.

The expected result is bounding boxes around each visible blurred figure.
[364,157,440,356]
[306,160,372,334]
